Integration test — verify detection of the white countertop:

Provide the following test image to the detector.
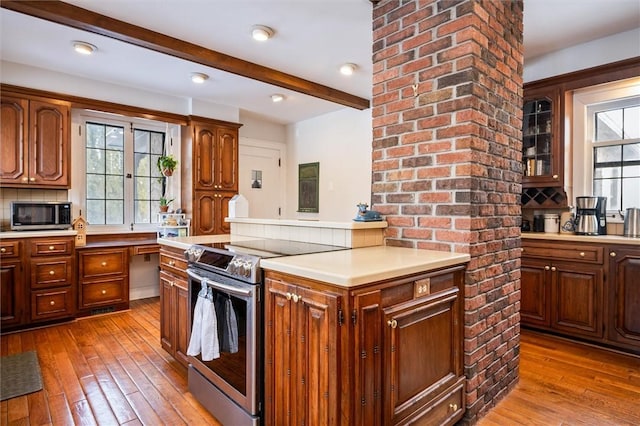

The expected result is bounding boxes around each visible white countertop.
[225,217,388,229]
[522,232,640,246]
[260,246,470,287]
[158,234,255,250]
[0,229,77,238]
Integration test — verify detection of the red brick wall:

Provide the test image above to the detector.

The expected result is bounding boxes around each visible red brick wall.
[372,0,523,422]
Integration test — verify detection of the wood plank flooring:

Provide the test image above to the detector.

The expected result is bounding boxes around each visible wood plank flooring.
[2,298,639,425]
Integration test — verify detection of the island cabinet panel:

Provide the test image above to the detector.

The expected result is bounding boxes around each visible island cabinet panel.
[265,276,341,426]
[607,246,640,350]
[158,246,191,367]
[265,264,465,426]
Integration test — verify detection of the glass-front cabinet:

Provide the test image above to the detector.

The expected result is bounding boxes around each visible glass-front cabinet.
[522,86,562,187]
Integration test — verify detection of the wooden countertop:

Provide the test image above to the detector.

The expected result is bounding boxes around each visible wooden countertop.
[260,246,470,287]
[522,232,640,246]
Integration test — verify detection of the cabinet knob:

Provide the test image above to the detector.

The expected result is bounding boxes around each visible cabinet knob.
[286,292,292,301]
[449,403,458,412]
[0,248,5,253]
[552,175,559,179]
[29,177,36,182]
[579,252,585,257]
[49,270,55,275]
[168,260,175,266]
[387,319,398,329]
[545,266,550,270]
[22,177,28,182]
[49,245,55,250]
[101,261,107,266]
[551,266,556,272]
[610,252,617,257]
[101,289,107,295]
[50,300,55,306]
[292,294,300,303]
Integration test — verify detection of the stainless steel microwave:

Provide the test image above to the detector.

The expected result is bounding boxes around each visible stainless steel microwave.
[10,201,72,231]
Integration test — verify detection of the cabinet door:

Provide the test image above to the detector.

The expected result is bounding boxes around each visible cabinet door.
[552,263,603,338]
[353,289,384,426]
[193,123,216,190]
[160,271,175,354]
[0,260,24,327]
[174,277,191,367]
[0,95,28,184]
[296,286,340,426]
[29,100,69,187]
[520,258,551,327]
[608,247,640,348]
[214,191,234,234]
[264,278,297,426]
[383,288,461,425]
[215,127,238,192]
[193,191,216,235]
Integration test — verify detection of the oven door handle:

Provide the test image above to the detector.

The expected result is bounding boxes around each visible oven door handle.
[187,269,252,297]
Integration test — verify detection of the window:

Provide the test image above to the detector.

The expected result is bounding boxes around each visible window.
[73,111,178,231]
[590,103,640,211]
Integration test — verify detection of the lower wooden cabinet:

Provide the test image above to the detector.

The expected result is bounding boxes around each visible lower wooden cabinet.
[77,247,129,314]
[1,240,25,328]
[607,246,640,351]
[159,246,191,367]
[265,265,465,425]
[522,239,639,354]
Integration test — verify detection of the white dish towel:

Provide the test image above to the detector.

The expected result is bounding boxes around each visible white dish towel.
[187,280,220,361]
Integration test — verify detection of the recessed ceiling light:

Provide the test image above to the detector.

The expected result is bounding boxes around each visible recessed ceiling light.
[271,94,285,103]
[340,63,357,76]
[73,41,97,55]
[191,72,209,84]
[252,25,274,41]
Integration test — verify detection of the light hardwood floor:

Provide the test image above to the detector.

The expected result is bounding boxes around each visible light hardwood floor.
[2,298,639,425]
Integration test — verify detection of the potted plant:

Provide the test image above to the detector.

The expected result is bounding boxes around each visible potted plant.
[157,155,178,176]
[159,196,174,212]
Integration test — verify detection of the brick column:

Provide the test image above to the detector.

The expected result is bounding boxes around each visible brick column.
[371,0,523,422]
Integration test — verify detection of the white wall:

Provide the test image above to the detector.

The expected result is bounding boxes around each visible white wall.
[524,28,640,83]
[285,108,372,221]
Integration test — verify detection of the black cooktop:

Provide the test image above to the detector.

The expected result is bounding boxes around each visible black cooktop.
[203,239,348,258]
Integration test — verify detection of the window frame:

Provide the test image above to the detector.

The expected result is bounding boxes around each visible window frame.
[70,110,181,233]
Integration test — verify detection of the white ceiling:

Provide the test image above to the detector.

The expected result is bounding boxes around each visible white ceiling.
[1,0,638,124]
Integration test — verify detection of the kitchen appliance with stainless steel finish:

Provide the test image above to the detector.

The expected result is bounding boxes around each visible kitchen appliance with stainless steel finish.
[575,196,607,235]
[183,239,347,426]
[623,207,640,238]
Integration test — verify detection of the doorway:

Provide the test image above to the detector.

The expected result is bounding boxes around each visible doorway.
[239,140,284,219]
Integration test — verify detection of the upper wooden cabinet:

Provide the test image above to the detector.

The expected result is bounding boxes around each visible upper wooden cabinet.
[1,92,70,188]
[192,120,239,192]
[183,117,242,235]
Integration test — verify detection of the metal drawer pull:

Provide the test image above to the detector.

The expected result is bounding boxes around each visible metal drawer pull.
[0,248,6,253]
[286,292,292,301]
[551,266,556,271]
[49,245,55,250]
[545,265,550,270]
[30,177,35,182]
[292,294,300,303]
[579,252,585,257]
[387,319,397,329]
[168,260,175,266]
[449,403,458,411]
[49,270,55,275]
[101,289,107,295]
[101,261,107,266]
[610,252,617,257]
[50,300,55,306]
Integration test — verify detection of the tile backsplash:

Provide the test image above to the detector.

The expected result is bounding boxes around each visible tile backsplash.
[0,188,69,230]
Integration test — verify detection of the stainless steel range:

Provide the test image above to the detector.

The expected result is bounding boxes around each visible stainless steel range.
[184,239,347,426]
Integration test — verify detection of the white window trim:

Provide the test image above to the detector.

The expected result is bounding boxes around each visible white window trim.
[69,110,182,233]
[571,78,640,220]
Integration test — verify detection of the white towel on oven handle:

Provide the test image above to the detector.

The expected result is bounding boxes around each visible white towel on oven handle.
[186,280,208,357]
[201,286,220,361]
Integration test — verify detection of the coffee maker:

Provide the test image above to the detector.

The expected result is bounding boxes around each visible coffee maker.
[575,196,607,235]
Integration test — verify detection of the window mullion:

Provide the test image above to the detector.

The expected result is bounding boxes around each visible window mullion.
[124,127,135,227]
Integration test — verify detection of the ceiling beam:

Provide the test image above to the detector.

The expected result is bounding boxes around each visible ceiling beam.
[1,0,370,110]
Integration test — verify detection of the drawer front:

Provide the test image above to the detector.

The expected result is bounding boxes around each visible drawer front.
[131,244,160,256]
[406,379,465,426]
[0,240,21,258]
[80,279,126,308]
[522,242,603,264]
[159,252,188,278]
[31,287,74,321]
[80,250,127,278]
[31,258,73,288]
[31,238,74,256]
